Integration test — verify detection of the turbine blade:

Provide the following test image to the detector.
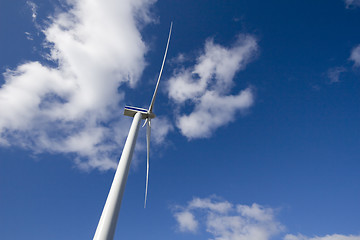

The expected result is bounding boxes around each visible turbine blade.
[144,119,151,208]
[148,22,173,113]
[142,118,148,128]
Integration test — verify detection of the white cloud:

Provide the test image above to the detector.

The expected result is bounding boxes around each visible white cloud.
[344,0,360,8]
[350,45,360,67]
[0,0,157,170]
[174,211,199,233]
[173,196,284,240]
[237,203,275,222]
[173,196,360,240]
[150,116,174,144]
[167,35,257,139]
[285,234,360,240]
[177,88,254,139]
[188,197,233,214]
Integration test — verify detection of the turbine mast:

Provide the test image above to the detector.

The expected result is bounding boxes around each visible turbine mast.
[93,112,142,240]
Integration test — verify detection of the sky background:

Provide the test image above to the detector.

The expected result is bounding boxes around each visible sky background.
[1,0,360,239]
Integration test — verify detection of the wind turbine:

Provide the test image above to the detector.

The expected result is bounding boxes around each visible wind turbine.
[93,22,172,240]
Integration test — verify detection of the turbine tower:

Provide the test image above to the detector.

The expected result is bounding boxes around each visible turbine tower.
[93,22,172,240]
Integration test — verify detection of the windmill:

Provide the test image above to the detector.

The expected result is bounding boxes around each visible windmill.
[93,22,172,240]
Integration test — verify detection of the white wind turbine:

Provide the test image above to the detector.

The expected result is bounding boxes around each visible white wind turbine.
[93,22,172,240]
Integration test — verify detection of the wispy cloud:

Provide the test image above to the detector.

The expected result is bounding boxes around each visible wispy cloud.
[344,0,360,8]
[172,196,284,240]
[327,66,346,83]
[0,0,157,170]
[285,234,360,240]
[167,35,258,139]
[350,44,360,67]
[24,32,34,41]
[26,1,38,21]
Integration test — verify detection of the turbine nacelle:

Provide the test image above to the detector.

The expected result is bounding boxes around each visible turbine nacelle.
[124,106,156,119]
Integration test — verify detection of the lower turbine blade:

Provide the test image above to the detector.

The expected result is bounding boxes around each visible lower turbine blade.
[144,120,151,208]
[142,118,148,128]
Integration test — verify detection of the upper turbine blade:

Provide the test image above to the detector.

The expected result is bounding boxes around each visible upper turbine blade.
[148,22,173,113]
[144,120,151,208]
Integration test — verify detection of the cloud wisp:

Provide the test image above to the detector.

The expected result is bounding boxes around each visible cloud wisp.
[26,1,38,22]
[327,67,346,83]
[344,0,360,8]
[350,45,360,67]
[167,35,258,139]
[0,0,162,170]
[285,234,360,240]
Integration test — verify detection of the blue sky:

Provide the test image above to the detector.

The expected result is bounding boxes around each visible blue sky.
[1,0,360,239]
